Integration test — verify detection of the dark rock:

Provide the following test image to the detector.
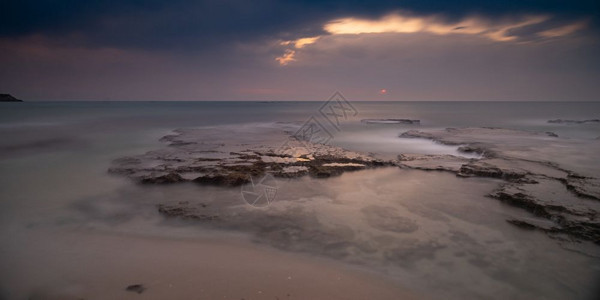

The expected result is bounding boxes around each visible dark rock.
[125,284,146,294]
[194,172,250,186]
[457,145,486,154]
[490,190,552,218]
[307,163,365,178]
[222,161,267,177]
[399,129,466,146]
[457,162,525,181]
[558,176,600,201]
[109,125,388,187]
[491,185,600,244]
[141,172,184,184]
[0,94,23,102]
[545,131,559,137]
[507,219,537,230]
[508,218,600,245]
[361,119,420,124]
[157,204,219,221]
[399,130,436,140]
[550,221,600,244]
[458,163,502,178]
[167,140,197,146]
[548,119,600,124]
[394,126,600,245]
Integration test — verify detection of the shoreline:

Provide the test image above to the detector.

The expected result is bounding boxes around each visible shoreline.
[4,229,421,300]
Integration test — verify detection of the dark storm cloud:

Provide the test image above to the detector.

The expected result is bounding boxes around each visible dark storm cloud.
[1,0,598,50]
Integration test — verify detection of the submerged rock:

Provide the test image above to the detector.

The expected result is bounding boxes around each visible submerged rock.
[492,183,600,244]
[397,127,600,244]
[399,130,441,142]
[506,219,537,230]
[548,119,600,124]
[194,172,250,186]
[141,172,184,184]
[558,173,600,201]
[157,203,219,221]
[397,154,470,173]
[457,144,487,154]
[109,124,390,186]
[112,124,600,246]
[125,284,146,294]
[457,161,526,181]
[361,119,420,124]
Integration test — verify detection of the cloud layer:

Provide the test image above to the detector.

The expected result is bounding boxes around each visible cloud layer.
[0,0,599,100]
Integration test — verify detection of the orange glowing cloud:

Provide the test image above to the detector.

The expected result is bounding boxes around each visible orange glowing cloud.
[275,12,588,66]
[323,13,553,42]
[275,49,296,65]
[275,36,320,65]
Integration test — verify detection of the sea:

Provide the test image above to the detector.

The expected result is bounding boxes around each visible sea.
[1,101,599,299]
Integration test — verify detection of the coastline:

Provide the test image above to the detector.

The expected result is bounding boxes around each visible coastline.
[5,229,420,300]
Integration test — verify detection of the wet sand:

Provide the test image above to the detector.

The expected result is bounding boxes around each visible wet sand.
[3,229,420,300]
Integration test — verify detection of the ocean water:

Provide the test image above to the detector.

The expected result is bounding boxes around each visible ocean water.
[0,101,599,299]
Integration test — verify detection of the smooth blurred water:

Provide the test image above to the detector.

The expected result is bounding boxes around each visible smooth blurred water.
[1,101,599,299]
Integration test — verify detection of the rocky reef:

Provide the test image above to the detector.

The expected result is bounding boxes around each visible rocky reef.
[109,123,391,186]
[397,127,600,244]
[548,119,599,124]
[110,124,600,246]
[361,119,420,124]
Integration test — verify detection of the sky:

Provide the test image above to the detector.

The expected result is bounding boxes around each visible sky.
[1,0,599,101]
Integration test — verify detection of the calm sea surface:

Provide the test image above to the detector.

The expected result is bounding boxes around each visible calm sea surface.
[1,101,599,299]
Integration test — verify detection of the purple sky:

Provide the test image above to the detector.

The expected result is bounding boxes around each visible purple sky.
[1,1,599,101]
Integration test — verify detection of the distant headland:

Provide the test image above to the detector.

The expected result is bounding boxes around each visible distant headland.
[0,94,23,102]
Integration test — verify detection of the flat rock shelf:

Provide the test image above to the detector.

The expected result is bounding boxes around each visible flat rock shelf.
[398,127,600,245]
[109,123,391,186]
[110,124,600,246]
